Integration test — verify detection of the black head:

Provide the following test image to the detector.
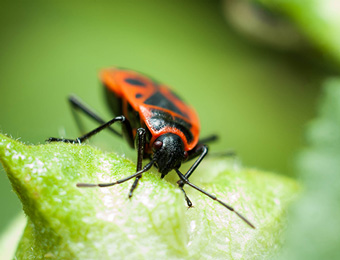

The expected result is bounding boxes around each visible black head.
[152,133,187,177]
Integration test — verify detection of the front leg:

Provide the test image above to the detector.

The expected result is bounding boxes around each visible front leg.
[177,184,193,208]
[128,128,146,198]
[184,144,208,180]
[68,95,123,138]
[47,137,82,144]
[177,144,208,207]
[47,115,132,144]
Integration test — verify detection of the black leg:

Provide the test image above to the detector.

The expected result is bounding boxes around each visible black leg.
[207,150,236,158]
[198,135,236,158]
[199,134,218,144]
[176,169,255,229]
[176,145,208,207]
[178,184,193,208]
[75,126,152,197]
[184,145,208,179]
[69,95,123,138]
[128,128,146,198]
[47,115,133,145]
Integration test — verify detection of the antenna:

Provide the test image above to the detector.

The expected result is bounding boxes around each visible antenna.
[176,169,255,229]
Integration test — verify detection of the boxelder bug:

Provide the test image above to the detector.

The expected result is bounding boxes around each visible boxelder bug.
[48,67,255,229]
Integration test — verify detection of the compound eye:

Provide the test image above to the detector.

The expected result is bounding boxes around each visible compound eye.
[183,151,189,161]
[153,140,163,150]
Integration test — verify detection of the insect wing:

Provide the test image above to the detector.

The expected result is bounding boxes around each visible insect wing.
[101,68,200,150]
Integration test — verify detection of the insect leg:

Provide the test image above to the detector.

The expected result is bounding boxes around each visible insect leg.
[178,185,193,208]
[199,134,218,144]
[176,169,255,229]
[177,145,208,207]
[69,95,122,137]
[208,150,236,157]
[128,128,146,198]
[198,135,235,157]
[184,144,208,180]
[47,115,133,145]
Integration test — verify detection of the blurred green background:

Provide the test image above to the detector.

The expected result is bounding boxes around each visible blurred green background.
[0,1,331,234]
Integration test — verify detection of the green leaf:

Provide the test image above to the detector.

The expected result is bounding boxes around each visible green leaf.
[226,0,340,64]
[277,78,340,259]
[0,133,298,259]
[0,213,26,260]
[258,0,340,65]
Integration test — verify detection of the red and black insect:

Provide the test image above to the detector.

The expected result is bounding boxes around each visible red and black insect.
[48,67,255,229]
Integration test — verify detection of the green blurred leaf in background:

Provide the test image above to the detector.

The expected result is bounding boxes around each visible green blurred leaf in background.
[225,0,340,66]
[277,79,340,260]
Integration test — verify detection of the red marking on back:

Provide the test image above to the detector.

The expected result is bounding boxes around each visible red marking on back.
[100,68,200,151]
